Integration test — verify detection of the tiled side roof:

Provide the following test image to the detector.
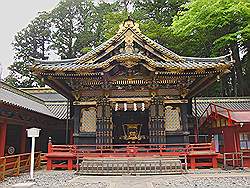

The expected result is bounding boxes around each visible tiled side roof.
[45,102,69,119]
[0,82,56,118]
[23,91,67,102]
[0,82,70,119]
[21,87,69,119]
[193,97,250,117]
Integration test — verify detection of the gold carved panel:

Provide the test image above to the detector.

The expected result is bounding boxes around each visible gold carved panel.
[80,107,97,132]
[164,106,181,131]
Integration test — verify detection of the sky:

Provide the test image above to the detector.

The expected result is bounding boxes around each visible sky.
[0,0,60,79]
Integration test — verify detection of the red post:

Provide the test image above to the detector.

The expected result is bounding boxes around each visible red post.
[227,109,233,126]
[20,126,26,153]
[190,157,196,169]
[212,156,218,168]
[47,159,52,170]
[47,137,53,170]
[48,137,52,153]
[0,120,7,157]
[68,159,73,170]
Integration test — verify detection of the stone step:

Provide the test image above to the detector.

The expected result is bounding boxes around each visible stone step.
[79,157,183,175]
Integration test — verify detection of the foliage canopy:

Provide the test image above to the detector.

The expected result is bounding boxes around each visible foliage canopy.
[4,0,250,97]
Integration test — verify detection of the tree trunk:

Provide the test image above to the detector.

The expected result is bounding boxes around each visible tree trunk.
[244,41,250,95]
[231,44,244,96]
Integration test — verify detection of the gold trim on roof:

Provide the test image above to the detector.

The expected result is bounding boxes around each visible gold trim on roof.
[118,18,141,33]
[31,18,233,77]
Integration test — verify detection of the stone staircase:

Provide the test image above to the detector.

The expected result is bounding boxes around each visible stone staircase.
[79,157,184,175]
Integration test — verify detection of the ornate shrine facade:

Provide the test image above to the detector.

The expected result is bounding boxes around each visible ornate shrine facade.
[31,18,233,145]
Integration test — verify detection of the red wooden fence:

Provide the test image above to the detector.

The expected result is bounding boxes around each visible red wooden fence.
[0,152,41,181]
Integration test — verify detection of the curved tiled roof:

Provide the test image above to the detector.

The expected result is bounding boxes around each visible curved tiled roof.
[45,102,69,119]
[33,53,232,73]
[193,97,250,117]
[0,82,69,120]
[0,82,56,117]
[31,19,233,74]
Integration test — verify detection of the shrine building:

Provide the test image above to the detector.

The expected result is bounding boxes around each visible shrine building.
[31,18,233,145]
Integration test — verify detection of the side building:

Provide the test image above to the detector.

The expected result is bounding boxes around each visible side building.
[196,97,250,166]
[0,81,70,156]
[196,97,250,153]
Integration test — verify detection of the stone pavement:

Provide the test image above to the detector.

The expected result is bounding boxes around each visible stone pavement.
[68,172,250,188]
[69,176,155,188]
[1,170,250,187]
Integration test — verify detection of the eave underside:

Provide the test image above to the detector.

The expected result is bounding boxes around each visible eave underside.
[35,71,222,101]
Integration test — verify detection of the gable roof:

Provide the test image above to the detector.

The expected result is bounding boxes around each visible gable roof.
[31,18,233,75]
[193,97,250,117]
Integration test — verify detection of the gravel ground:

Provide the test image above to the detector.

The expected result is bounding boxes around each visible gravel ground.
[0,170,250,188]
[153,174,250,188]
[0,170,78,188]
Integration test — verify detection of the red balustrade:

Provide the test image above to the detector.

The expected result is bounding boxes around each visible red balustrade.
[46,139,218,170]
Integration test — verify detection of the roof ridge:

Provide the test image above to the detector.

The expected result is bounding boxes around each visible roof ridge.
[31,19,233,73]
[133,30,182,62]
[31,57,79,65]
[21,87,57,94]
[181,54,231,60]
[76,29,127,64]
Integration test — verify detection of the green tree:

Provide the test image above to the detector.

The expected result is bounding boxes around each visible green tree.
[74,1,122,52]
[50,0,94,59]
[102,0,187,47]
[5,12,51,87]
[134,0,188,26]
[171,0,250,96]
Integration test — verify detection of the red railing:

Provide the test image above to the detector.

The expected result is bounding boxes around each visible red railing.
[46,140,218,170]
[48,140,216,158]
[0,152,41,181]
[199,103,236,127]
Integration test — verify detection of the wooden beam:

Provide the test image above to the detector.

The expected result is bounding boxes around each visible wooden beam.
[43,78,74,100]
[73,101,97,105]
[188,74,218,97]
[164,99,188,104]
[109,97,151,102]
